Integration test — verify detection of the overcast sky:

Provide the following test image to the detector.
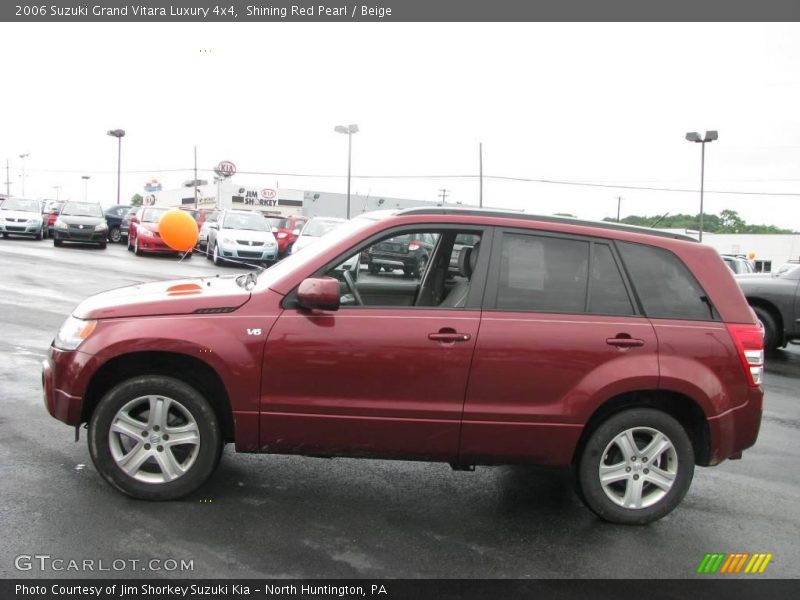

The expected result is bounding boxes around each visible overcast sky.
[1,22,799,229]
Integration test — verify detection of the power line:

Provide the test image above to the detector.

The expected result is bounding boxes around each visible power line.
[13,167,800,198]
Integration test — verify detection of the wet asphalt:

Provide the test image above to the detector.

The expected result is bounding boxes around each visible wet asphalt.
[0,236,798,579]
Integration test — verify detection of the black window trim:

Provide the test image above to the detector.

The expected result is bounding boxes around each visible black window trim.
[482,227,642,318]
[282,223,494,311]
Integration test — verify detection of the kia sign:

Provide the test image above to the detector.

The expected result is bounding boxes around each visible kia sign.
[260,188,277,200]
[143,194,156,206]
[215,161,236,178]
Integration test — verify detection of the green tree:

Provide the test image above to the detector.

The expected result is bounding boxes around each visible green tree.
[130,193,143,207]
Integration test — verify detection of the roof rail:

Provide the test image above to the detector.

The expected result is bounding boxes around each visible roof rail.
[395,207,698,242]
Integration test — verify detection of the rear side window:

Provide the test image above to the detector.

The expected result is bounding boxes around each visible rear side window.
[590,244,634,315]
[617,242,716,321]
[496,234,589,313]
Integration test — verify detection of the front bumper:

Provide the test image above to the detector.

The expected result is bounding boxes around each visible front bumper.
[137,235,179,253]
[219,243,278,262]
[42,346,100,426]
[0,221,43,235]
[53,229,106,243]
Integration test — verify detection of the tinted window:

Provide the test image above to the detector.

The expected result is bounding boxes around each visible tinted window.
[496,234,589,313]
[590,244,634,315]
[618,242,716,321]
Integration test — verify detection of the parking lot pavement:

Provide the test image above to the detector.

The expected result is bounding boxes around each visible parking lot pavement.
[1,236,799,579]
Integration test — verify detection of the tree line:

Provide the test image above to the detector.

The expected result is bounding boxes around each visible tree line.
[602,209,796,234]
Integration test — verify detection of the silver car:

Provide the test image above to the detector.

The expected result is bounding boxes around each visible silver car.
[206,210,279,266]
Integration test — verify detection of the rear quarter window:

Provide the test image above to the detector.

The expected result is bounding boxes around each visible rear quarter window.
[617,242,717,321]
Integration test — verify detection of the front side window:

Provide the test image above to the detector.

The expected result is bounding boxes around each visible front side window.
[617,242,716,321]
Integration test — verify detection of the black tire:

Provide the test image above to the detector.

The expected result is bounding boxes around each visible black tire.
[368,263,380,275]
[109,227,121,243]
[134,236,144,256]
[413,255,429,278]
[576,408,694,525]
[53,238,62,247]
[212,243,225,266]
[98,242,107,249]
[35,230,43,240]
[2,233,8,239]
[182,251,192,260]
[88,375,222,501]
[752,305,780,351]
[127,236,133,252]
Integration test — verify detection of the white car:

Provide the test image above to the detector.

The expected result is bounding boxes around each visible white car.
[290,217,347,254]
[0,197,45,240]
[196,210,219,251]
[206,210,279,266]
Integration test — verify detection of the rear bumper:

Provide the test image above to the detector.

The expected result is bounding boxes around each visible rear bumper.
[42,346,99,426]
[706,386,764,465]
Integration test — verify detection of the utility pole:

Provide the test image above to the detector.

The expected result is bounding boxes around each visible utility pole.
[438,188,450,206]
[19,153,30,197]
[479,142,483,208]
[616,196,622,222]
[5,159,10,197]
[52,185,61,200]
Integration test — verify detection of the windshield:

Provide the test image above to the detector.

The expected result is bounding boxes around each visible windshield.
[223,213,269,232]
[303,218,345,237]
[61,202,103,217]
[142,208,168,223]
[1,198,39,212]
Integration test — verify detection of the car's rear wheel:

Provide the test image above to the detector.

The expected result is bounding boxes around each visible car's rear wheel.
[53,238,62,247]
[134,235,144,256]
[413,254,429,278]
[109,227,121,243]
[88,375,222,500]
[752,305,779,351]
[576,408,694,525]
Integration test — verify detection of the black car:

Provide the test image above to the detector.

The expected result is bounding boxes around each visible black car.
[366,232,437,277]
[736,261,800,350]
[104,204,132,243]
[119,207,137,242]
[52,201,108,248]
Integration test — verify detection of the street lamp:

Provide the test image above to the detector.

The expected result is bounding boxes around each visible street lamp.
[52,185,62,200]
[81,175,90,201]
[334,124,359,219]
[107,129,126,205]
[19,153,30,197]
[685,130,718,242]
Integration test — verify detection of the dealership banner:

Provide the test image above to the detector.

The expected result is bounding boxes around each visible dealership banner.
[3,0,800,22]
[4,580,800,600]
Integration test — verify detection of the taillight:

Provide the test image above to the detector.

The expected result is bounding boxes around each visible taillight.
[408,242,421,251]
[727,324,764,387]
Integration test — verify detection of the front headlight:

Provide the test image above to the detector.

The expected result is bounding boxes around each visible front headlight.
[266,242,277,248]
[30,218,42,225]
[95,223,107,231]
[54,316,97,351]
[55,219,68,230]
[220,237,233,245]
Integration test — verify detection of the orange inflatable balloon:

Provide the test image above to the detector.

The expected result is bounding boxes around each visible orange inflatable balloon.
[159,209,198,252]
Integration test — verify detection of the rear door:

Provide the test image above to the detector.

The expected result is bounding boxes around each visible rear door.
[460,229,659,466]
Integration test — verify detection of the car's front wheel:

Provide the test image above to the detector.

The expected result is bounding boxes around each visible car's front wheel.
[88,375,222,500]
[109,227,121,243]
[212,243,225,266]
[576,408,694,525]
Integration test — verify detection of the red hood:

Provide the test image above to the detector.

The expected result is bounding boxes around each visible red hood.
[73,276,251,319]
[141,222,160,232]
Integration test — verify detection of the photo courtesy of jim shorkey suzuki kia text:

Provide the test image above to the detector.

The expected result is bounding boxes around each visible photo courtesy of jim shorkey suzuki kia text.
[15,584,389,596]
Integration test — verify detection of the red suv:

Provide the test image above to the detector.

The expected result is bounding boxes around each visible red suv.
[42,209,763,524]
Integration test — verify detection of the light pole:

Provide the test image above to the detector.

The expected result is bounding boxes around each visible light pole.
[19,153,30,196]
[685,130,718,242]
[334,124,359,219]
[52,185,62,200]
[107,129,125,205]
[81,175,90,201]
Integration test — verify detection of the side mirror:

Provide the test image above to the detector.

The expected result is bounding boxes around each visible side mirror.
[292,228,301,236]
[297,277,340,311]
[210,223,219,229]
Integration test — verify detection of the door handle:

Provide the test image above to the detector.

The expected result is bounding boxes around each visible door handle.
[606,336,645,348]
[428,331,472,343]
